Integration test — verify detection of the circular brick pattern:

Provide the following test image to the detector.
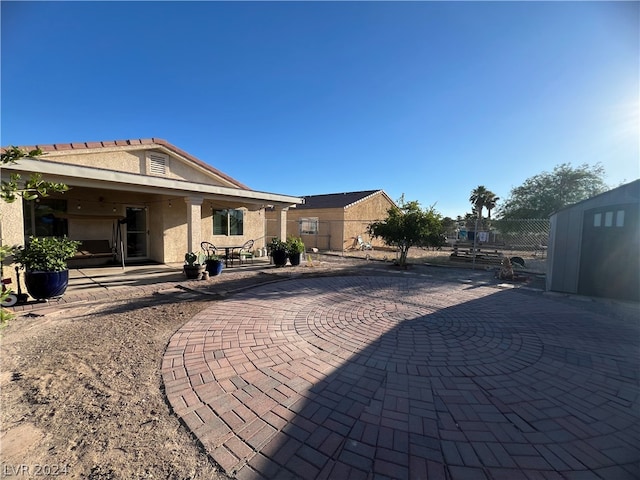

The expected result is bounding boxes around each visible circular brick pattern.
[298,298,543,372]
[163,275,640,480]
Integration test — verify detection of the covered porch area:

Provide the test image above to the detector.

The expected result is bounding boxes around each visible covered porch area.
[1,138,304,296]
[2,156,302,279]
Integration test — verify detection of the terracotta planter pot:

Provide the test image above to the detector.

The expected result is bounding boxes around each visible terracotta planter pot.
[184,265,205,280]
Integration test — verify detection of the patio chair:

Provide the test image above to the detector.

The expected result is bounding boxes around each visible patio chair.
[238,239,255,264]
[357,235,373,251]
[201,241,218,259]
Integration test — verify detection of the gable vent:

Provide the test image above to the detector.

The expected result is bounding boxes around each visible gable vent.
[149,153,167,175]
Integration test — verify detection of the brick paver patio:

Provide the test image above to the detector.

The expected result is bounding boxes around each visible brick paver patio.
[162,275,640,480]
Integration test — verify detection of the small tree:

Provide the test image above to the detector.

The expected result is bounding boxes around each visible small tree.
[1,146,69,202]
[367,196,444,267]
[498,163,607,219]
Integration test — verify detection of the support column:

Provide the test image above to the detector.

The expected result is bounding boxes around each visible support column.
[184,196,203,254]
[278,207,289,241]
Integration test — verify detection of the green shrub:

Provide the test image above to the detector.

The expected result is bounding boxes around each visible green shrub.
[14,236,80,272]
[268,238,287,255]
[286,236,305,255]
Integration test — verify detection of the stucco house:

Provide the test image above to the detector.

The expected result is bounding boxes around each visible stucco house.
[265,189,396,251]
[1,138,303,276]
[547,179,639,302]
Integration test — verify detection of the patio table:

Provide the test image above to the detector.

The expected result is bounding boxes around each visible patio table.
[220,245,245,267]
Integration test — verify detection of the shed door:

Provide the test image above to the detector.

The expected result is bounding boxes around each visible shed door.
[579,204,639,301]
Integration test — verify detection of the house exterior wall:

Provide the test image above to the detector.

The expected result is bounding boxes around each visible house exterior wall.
[162,200,187,263]
[44,149,146,175]
[7,189,268,267]
[1,200,25,253]
[301,208,345,251]
[266,207,345,250]
[264,192,394,251]
[201,207,265,255]
[344,193,394,250]
[165,154,229,185]
[42,148,231,186]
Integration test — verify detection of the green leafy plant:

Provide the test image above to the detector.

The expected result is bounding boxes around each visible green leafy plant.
[286,236,305,255]
[268,238,286,253]
[368,196,444,267]
[203,252,219,261]
[14,236,80,272]
[497,162,607,220]
[267,237,287,255]
[1,147,72,327]
[1,245,16,326]
[184,252,203,266]
[1,146,69,202]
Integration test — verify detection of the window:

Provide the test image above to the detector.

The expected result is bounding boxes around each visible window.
[299,217,319,235]
[593,213,602,227]
[229,209,243,235]
[213,209,227,235]
[616,210,625,227]
[213,209,243,236]
[23,198,68,237]
[604,211,613,227]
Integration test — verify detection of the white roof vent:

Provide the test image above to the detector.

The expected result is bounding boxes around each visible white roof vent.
[149,153,167,175]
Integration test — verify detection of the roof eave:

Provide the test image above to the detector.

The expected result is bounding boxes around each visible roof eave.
[3,158,303,207]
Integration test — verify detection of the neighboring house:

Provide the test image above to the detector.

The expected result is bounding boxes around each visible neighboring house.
[265,189,396,251]
[1,138,303,273]
[547,179,639,302]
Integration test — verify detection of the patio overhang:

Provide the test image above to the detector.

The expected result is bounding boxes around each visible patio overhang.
[3,158,303,208]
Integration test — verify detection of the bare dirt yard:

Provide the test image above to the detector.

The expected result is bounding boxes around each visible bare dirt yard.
[1,257,377,479]
[0,253,542,479]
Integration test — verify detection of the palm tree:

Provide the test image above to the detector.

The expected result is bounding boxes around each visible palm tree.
[469,185,490,219]
[484,192,499,220]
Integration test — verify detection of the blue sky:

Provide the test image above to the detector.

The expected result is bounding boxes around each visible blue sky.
[2,1,638,219]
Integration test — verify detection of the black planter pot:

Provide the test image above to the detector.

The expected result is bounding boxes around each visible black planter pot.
[24,270,69,300]
[205,259,224,276]
[289,252,302,266]
[271,250,288,267]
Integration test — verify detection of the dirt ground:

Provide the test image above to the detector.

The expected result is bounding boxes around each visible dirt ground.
[0,257,377,479]
[1,293,229,479]
[0,253,542,479]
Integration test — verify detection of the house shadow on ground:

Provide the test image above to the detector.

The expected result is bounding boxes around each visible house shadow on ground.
[163,275,640,480]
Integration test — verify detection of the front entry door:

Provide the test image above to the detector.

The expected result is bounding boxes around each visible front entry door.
[125,207,148,260]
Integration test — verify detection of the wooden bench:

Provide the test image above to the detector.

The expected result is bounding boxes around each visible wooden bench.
[68,240,114,267]
[450,243,504,264]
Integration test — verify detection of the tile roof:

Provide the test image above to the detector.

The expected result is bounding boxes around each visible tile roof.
[2,138,249,190]
[296,190,383,210]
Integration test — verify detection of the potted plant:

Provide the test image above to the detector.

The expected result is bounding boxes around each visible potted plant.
[286,236,305,266]
[268,238,288,267]
[204,252,224,277]
[183,252,205,280]
[13,236,81,300]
